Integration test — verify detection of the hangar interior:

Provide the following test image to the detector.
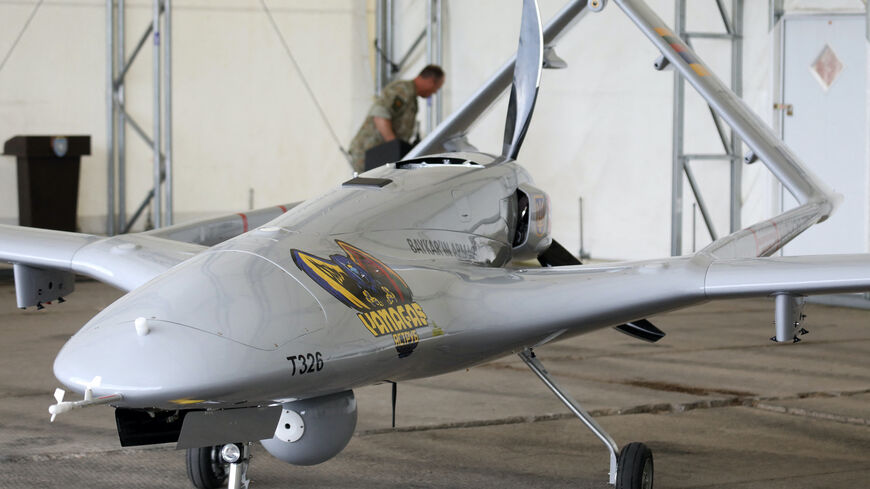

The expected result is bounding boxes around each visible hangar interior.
[1,1,870,488]
[1,0,867,261]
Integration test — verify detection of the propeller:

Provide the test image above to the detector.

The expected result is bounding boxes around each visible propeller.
[614,319,666,343]
[48,376,110,422]
[49,388,65,422]
[537,239,582,267]
[501,0,544,162]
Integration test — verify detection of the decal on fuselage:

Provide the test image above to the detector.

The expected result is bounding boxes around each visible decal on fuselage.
[406,238,478,260]
[291,240,427,358]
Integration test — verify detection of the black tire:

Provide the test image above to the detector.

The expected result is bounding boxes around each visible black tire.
[186,445,229,489]
[616,442,653,489]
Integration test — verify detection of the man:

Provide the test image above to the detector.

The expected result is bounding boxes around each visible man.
[349,65,445,173]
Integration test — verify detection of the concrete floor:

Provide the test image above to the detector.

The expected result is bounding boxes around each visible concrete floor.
[1,279,869,488]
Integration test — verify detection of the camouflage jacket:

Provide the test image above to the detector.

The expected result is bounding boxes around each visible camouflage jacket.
[349,79,418,171]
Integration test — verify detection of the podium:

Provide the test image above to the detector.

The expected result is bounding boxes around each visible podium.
[3,135,90,231]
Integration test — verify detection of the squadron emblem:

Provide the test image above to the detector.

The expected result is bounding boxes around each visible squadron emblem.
[291,240,427,358]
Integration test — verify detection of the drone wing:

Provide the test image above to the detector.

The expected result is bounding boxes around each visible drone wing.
[0,203,297,307]
[704,254,870,298]
[454,253,870,343]
[0,224,205,305]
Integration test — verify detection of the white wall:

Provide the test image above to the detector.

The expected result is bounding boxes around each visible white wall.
[1,0,372,232]
[0,1,106,227]
[0,0,865,260]
[785,0,865,12]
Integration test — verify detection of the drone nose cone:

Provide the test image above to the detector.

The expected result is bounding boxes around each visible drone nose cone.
[53,250,325,406]
[53,317,256,406]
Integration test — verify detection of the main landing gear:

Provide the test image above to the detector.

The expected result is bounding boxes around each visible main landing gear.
[518,349,653,489]
[186,442,252,489]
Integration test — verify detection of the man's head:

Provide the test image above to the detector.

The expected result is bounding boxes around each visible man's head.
[414,65,445,98]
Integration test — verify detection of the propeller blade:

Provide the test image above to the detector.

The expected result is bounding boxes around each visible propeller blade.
[614,319,666,343]
[537,239,582,267]
[49,389,65,422]
[501,0,543,161]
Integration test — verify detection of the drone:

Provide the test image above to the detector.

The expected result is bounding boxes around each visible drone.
[2,1,868,488]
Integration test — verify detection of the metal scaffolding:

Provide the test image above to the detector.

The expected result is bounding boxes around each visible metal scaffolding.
[374,0,444,131]
[374,0,394,94]
[670,0,743,255]
[425,0,444,133]
[106,0,173,235]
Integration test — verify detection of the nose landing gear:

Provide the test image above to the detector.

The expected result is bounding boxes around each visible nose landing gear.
[186,445,228,489]
[186,442,251,489]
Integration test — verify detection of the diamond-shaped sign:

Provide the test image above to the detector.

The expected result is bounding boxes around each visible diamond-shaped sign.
[809,44,844,91]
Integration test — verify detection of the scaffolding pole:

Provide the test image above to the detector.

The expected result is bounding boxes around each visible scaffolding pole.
[117,0,126,232]
[106,0,116,236]
[425,0,443,133]
[671,0,685,256]
[107,0,172,234]
[670,0,743,255]
[729,0,743,233]
[375,0,393,95]
[373,1,442,133]
[151,0,161,229]
[163,0,173,226]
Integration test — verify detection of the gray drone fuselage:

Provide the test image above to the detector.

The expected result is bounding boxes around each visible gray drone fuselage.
[52,154,581,410]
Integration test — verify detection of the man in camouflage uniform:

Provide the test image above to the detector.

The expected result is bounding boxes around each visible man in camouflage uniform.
[349,65,445,173]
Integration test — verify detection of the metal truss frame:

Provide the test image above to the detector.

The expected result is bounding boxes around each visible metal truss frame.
[106,0,173,235]
[374,0,444,133]
[670,0,744,255]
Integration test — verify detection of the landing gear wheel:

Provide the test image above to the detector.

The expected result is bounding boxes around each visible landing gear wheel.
[186,445,229,489]
[617,442,653,489]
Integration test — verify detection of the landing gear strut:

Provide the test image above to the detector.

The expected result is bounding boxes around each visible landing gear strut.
[186,442,252,489]
[518,348,653,488]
